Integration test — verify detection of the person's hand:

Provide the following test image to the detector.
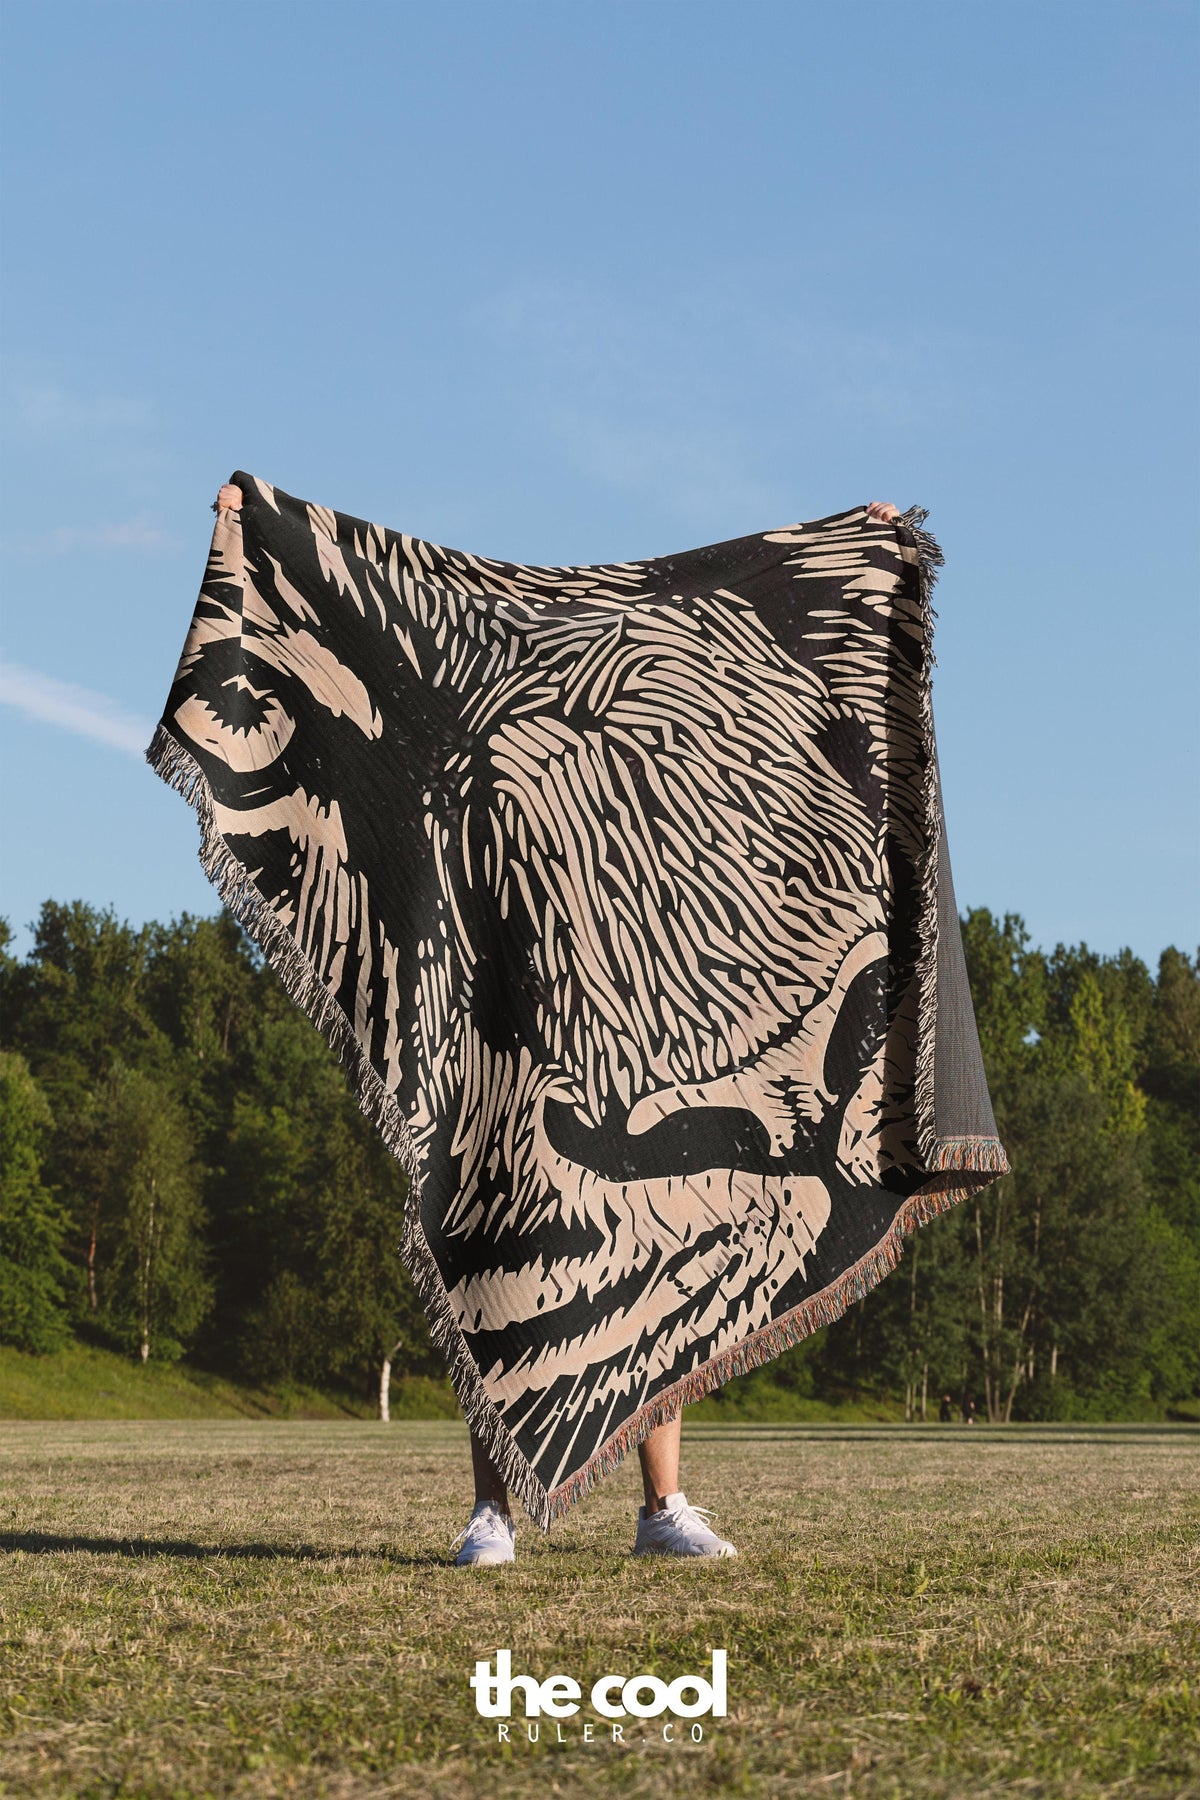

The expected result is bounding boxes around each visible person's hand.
[866,501,900,522]
[214,483,244,511]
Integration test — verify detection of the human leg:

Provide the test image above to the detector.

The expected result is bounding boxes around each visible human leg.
[470,1427,510,1512]
[450,1430,515,1567]
[637,1411,682,1514]
[633,1409,737,1558]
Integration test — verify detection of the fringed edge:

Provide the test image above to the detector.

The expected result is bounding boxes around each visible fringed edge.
[542,505,1005,1525]
[929,1135,1010,1175]
[542,1147,1002,1522]
[148,555,1004,1535]
[397,1204,558,1530]
[145,727,426,1188]
[894,505,945,1169]
[145,720,559,1533]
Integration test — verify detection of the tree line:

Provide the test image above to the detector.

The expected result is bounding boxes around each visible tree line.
[1,901,1196,1420]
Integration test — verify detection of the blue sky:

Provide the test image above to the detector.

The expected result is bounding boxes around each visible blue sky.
[2,0,1197,969]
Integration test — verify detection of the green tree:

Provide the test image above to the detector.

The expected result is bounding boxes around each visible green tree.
[98,1064,212,1361]
[959,908,1047,1084]
[0,901,162,1316]
[141,911,262,1173]
[1136,948,1200,1404]
[4,894,1192,1418]
[306,1122,439,1416]
[1064,966,1146,1139]
[931,908,1048,1420]
[0,1050,71,1351]
[1140,948,1200,1238]
[975,936,1182,1420]
[215,972,436,1401]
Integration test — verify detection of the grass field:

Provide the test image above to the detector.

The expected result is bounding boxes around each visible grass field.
[0,1421,1196,1799]
[0,1343,461,1423]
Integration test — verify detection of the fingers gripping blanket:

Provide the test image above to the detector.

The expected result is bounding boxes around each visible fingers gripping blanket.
[148,474,1007,1526]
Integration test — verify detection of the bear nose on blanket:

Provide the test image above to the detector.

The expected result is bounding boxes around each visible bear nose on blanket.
[540,1091,818,1184]
[539,939,888,1187]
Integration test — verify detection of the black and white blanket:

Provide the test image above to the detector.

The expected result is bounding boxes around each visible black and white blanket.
[148,473,1007,1526]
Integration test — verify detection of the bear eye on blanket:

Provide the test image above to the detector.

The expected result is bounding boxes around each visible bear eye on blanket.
[148,473,1007,1527]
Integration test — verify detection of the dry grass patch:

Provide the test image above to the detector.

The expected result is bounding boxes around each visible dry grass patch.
[1,1422,1196,1798]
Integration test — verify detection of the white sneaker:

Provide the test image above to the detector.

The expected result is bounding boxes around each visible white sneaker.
[633,1491,738,1558]
[450,1500,516,1567]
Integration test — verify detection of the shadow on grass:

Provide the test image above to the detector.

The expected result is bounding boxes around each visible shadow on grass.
[1,1530,433,1564]
[0,1530,589,1566]
[684,1423,1200,1442]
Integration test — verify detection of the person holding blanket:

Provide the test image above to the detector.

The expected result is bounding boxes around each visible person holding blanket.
[212,484,903,1569]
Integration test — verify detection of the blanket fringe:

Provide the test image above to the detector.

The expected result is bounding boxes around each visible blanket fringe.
[895,505,944,1167]
[540,504,994,1524]
[148,493,996,1536]
[542,1146,1004,1521]
[144,720,557,1532]
[929,1135,1010,1174]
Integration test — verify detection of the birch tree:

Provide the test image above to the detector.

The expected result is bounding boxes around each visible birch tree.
[100,1064,212,1360]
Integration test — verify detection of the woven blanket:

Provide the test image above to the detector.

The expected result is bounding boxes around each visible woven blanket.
[148,473,1008,1526]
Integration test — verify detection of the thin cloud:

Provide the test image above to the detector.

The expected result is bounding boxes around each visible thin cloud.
[8,377,154,440]
[0,659,152,758]
[468,277,990,519]
[546,408,778,528]
[6,517,182,556]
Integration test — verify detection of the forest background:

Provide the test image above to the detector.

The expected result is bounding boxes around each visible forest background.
[2,8,1197,1430]
[1,897,1196,1425]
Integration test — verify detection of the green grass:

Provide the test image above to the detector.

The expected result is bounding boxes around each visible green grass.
[0,1341,461,1423]
[0,1341,912,1426]
[686,1375,906,1423]
[0,1422,1196,1798]
[7,1340,1190,1430]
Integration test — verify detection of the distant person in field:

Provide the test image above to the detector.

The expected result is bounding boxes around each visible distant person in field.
[939,1393,953,1423]
[214,481,904,1567]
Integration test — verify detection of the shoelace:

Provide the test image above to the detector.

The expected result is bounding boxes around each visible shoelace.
[659,1499,721,1530]
[449,1506,511,1551]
